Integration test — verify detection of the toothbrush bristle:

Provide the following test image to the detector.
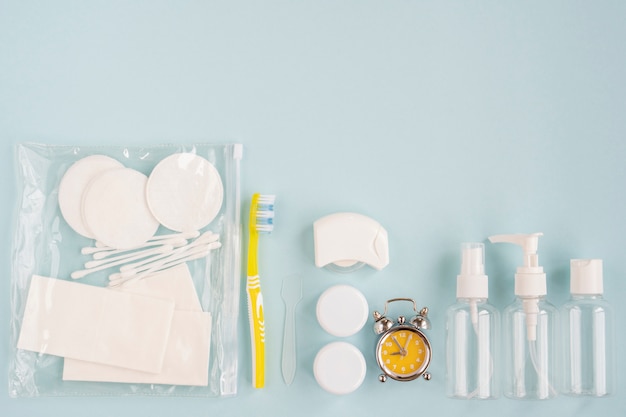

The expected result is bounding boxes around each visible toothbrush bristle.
[255,194,275,233]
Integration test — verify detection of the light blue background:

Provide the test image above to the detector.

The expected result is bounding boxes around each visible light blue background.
[1,1,625,416]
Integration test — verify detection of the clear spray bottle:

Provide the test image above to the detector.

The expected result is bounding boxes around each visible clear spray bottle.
[489,233,558,400]
[446,242,500,399]
[562,259,614,397]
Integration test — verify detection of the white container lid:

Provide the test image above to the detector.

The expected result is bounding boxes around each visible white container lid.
[316,285,368,337]
[313,342,366,395]
[570,259,603,295]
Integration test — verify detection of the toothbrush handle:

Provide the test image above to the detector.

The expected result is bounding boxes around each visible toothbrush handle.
[247,274,265,388]
[281,304,297,385]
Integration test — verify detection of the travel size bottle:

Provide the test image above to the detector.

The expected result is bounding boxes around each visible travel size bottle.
[562,259,614,397]
[489,233,559,400]
[446,242,500,399]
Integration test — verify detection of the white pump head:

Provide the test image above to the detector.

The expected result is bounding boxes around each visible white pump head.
[488,232,546,341]
[456,242,488,299]
[488,232,546,298]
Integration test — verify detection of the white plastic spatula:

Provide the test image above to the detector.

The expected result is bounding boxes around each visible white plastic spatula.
[281,274,302,386]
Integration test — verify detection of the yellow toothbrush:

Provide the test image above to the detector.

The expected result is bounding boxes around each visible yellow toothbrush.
[247,193,275,388]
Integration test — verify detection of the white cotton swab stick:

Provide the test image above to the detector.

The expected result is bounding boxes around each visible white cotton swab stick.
[84,244,181,268]
[108,248,214,288]
[71,245,173,279]
[85,237,188,259]
[109,241,221,282]
[117,231,219,274]
[123,241,221,277]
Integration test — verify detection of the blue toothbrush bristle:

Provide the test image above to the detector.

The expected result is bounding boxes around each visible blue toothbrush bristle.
[255,195,275,233]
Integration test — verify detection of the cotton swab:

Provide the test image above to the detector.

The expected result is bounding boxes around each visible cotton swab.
[113,241,222,280]
[84,237,187,259]
[71,245,173,279]
[117,231,219,274]
[108,246,216,287]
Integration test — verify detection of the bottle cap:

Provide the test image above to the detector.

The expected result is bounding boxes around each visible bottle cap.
[570,259,603,295]
[456,242,488,299]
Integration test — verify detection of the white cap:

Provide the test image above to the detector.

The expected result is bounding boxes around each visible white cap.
[456,242,489,299]
[570,259,603,295]
[314,342,366,395]
[316,285,369,337]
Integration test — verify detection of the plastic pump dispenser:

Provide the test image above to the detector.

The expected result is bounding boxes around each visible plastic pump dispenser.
[562,259,614,397]
[489,233,545,341]
[446,243,500,399]
[488,233,558,400]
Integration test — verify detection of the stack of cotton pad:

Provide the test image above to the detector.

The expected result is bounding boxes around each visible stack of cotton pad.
[59,153,224,249]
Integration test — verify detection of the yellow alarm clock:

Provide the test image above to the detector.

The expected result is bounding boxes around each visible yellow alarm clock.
[373,298,432,382]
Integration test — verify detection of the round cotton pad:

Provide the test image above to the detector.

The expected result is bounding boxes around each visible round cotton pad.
[82,168,159,249]
[314,342,366,395]
[316,285,369,337]
[146,153,224,232]
[58,155,125,238]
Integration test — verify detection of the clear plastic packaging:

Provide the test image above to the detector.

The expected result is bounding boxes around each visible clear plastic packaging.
[9,143,242,397]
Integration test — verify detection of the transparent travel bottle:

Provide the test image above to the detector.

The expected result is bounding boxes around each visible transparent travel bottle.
[489,233,559,400]
[562,259,614,397]
[446,242,500,399]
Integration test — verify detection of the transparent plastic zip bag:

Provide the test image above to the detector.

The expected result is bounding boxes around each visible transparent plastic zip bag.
[9,143,242,397]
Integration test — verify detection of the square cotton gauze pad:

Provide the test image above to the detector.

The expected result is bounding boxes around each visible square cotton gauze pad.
[17,275,175,373]
[63,264,212,386]
[63,311,212,386]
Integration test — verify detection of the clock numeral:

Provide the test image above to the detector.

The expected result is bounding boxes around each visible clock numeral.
[410,364,415,370]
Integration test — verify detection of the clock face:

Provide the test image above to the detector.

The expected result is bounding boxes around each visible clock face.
[376,325,431,381]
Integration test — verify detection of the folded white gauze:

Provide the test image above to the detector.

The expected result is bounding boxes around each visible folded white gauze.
[63,264,212,386]
[18,275,175,373]
[63,311,211,386]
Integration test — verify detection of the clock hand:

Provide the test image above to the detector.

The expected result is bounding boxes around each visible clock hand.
[391,336,403,351]
[392,336,407,356]
[403,334,413,351]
